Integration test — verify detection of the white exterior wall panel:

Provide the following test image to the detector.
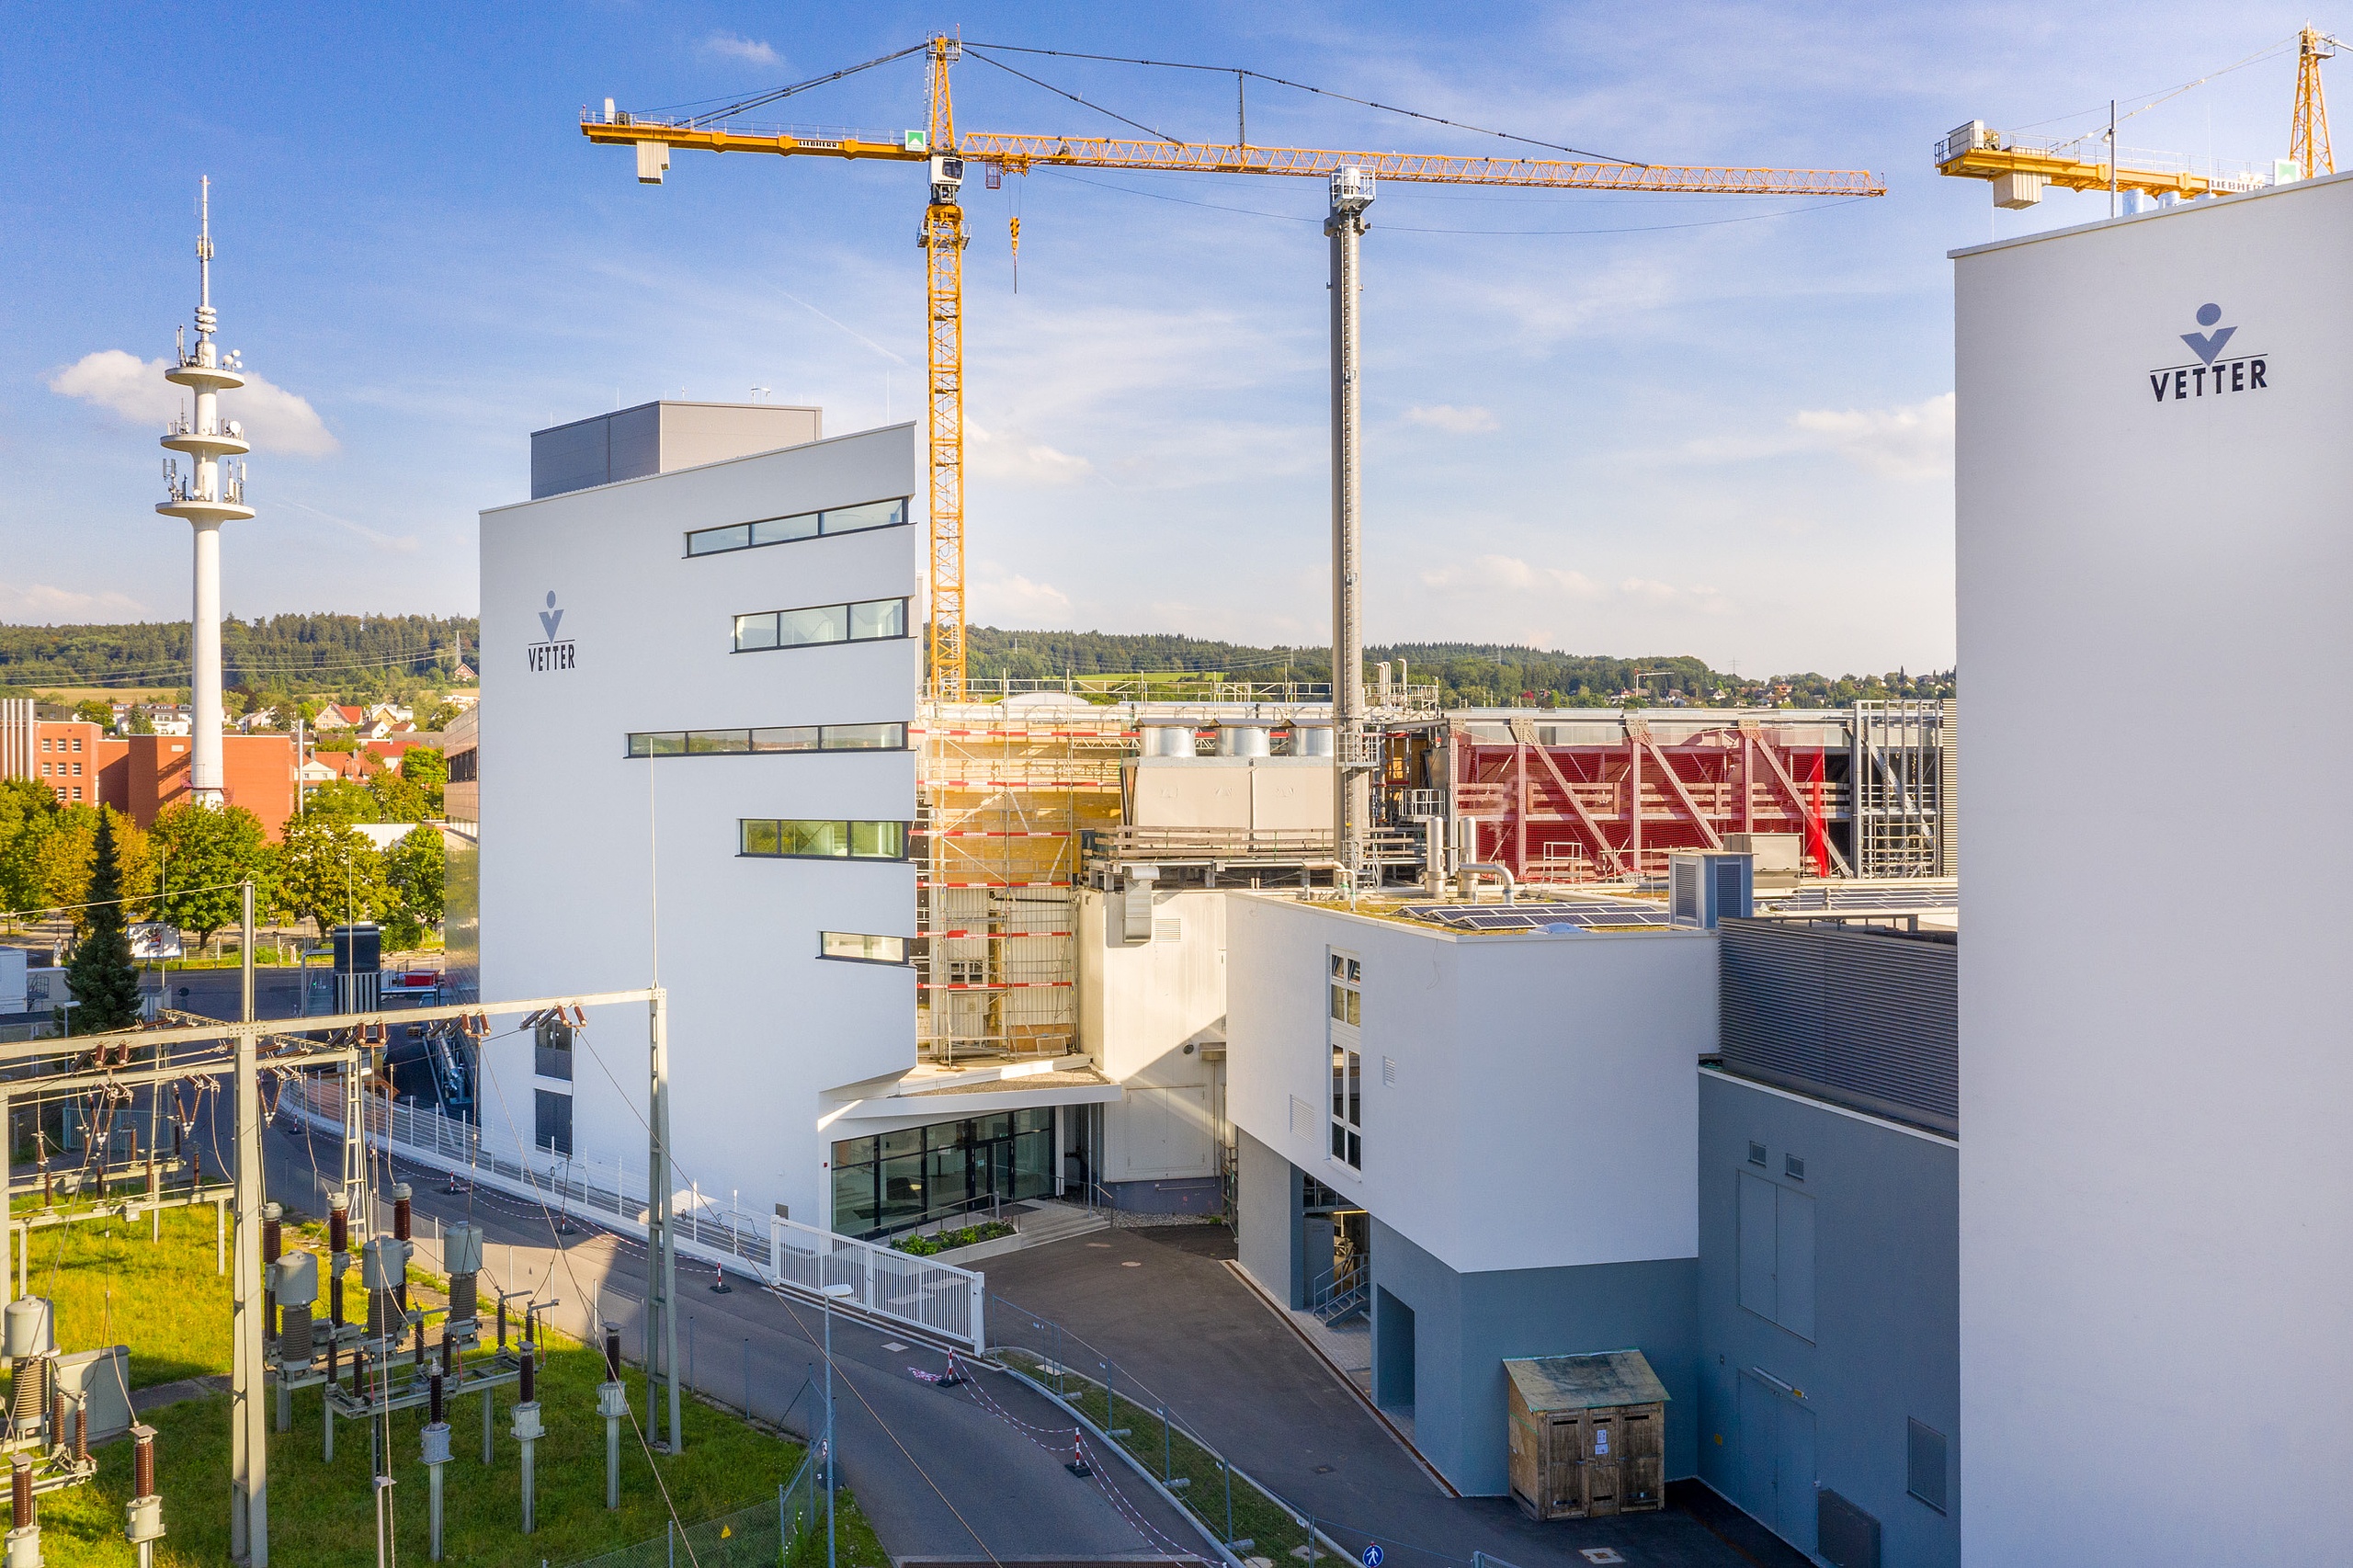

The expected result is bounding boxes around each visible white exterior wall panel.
[478,424,921,1233]
[1225,894,1711,1277]
[1955,176,2353,1566]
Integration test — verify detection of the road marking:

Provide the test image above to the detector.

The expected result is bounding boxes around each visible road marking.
[881,1342,907,1352]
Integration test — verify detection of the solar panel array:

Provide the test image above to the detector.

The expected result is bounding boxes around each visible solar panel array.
[1394,900,1674,933]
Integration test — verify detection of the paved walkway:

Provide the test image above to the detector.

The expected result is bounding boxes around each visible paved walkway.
[984,1224,1808,1568]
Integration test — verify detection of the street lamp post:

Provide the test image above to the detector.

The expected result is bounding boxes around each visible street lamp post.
[818,1282,855,1568]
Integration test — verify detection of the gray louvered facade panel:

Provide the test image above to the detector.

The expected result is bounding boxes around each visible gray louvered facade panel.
[1718,918,1957,1135]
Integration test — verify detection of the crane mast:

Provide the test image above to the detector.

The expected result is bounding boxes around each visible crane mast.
[922,38,970,700]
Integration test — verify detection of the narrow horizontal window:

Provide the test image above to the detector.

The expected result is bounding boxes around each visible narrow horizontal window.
[687,496,910,558]
[733,597,911,653]
[627,722,905,757]
[821,932,909,964]
[820,722,905,750]
[779,604,847,646]
[849,597,906,641]
[750,511,821,548]
[688,523,752,556]
[740,819,909,860]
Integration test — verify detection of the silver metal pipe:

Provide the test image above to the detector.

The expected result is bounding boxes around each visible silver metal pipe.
[1459,862,1518,904]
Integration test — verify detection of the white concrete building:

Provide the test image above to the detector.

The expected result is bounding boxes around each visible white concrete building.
[1956,173,2353,1564]
[475,403,1119,1236]
[1224,893,1716,1494]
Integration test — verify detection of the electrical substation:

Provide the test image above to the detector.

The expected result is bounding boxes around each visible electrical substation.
[0,928,686,1567]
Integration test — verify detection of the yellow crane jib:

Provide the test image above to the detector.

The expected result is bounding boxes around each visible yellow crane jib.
[583,32,1888,701]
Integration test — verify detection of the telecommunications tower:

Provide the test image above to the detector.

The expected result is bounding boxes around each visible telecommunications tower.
[156,176,253,807]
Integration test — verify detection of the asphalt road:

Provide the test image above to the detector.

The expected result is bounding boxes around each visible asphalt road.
[986,1225,1808,1568]
[249,1114,1211,1563]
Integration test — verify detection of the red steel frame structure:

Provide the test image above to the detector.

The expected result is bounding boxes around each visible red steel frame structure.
[1448,716,1850,881]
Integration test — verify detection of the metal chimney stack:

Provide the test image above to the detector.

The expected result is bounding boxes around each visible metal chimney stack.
[1325,165,1377,888]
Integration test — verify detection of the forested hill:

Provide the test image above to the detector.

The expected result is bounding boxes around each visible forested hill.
[961,627,1952,709]
[0,615,477,698]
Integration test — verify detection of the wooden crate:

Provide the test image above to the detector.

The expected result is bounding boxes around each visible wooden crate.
[1506,1349,1669,1521]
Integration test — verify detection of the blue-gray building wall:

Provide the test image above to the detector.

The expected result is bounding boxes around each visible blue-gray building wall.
[1699,1069,1959,1567]
[1370,1221,1699,1496]
[1235,1127,1306,1308]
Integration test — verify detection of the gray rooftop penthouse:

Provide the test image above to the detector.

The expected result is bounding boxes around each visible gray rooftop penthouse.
[529,400,824,499]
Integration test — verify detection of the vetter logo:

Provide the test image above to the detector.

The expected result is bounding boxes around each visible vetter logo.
[2150,302,2267,403]
[528,590,576,672]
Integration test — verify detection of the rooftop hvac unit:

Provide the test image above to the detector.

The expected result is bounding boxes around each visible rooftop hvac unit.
[1668,851,1753,929]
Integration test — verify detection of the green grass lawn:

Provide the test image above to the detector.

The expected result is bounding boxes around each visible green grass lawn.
[8,1200,890,1567]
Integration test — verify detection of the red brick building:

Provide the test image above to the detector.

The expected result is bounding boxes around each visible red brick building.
[1,701,297,839]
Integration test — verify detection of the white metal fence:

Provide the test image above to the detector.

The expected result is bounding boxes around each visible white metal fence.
[274,1074,986,1349]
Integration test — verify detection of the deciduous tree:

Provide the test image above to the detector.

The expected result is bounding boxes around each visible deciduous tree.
[148,804,274,945]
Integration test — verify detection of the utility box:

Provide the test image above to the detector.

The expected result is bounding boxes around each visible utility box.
[1506,1349,1668,1521]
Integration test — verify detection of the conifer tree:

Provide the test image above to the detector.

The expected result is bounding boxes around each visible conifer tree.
[63,811,142,1034]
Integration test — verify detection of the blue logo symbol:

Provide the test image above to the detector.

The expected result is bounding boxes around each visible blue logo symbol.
[1362,1548,1384,1568]
[2180,301,2236,366]
[539,590,565,642]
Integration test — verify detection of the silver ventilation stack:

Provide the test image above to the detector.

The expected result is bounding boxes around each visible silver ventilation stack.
[1325,166,1377,887]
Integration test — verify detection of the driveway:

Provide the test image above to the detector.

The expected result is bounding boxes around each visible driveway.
[983,1225,1808,1568]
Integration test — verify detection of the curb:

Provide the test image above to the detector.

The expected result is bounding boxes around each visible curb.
[1220,1260,1459,1498]
[991,1359,1247,1568]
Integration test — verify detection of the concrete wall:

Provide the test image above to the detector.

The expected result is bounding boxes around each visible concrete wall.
[1370,1220,1698,1496]
[1234,1125,1303,1308]
[478,423,921,1230]
[1225,893,1711,1276]
[1079,886,1227,1211]
[1955,174,2353,1565]
[1698,1070,1958,1567]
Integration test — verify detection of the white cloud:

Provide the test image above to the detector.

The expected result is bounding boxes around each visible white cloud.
[0,582,149,622]
[968,422,1093,486]
[701,31,779,66]
[49,349,340,457]
[972,564,1074,623]
[1404,403,1497,434]
[1790,393,1954,481]
[1418,553,1601,599]
[1685,393,1952,482]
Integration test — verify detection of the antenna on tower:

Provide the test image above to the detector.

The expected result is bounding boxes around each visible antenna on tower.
[195,176,216,337]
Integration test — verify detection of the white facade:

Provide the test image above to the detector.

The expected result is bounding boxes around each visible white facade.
[1955,175,2353,1565]
[477,423,923,1231]
[1078,886,1228,1190]
[1225,894,1712,1276]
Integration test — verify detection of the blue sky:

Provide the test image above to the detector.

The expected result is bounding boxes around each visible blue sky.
[4,3,2329,674]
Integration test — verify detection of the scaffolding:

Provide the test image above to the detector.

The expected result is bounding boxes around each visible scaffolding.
[1849,699,1948,879]
[915,708,1129,1062]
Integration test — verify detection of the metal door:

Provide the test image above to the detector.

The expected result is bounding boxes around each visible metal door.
[1774,1396,1817,1553]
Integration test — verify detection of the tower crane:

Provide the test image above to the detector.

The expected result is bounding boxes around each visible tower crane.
[586,36,1885,879]
[585,36,1883,708]
[1938,26,2336,210]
